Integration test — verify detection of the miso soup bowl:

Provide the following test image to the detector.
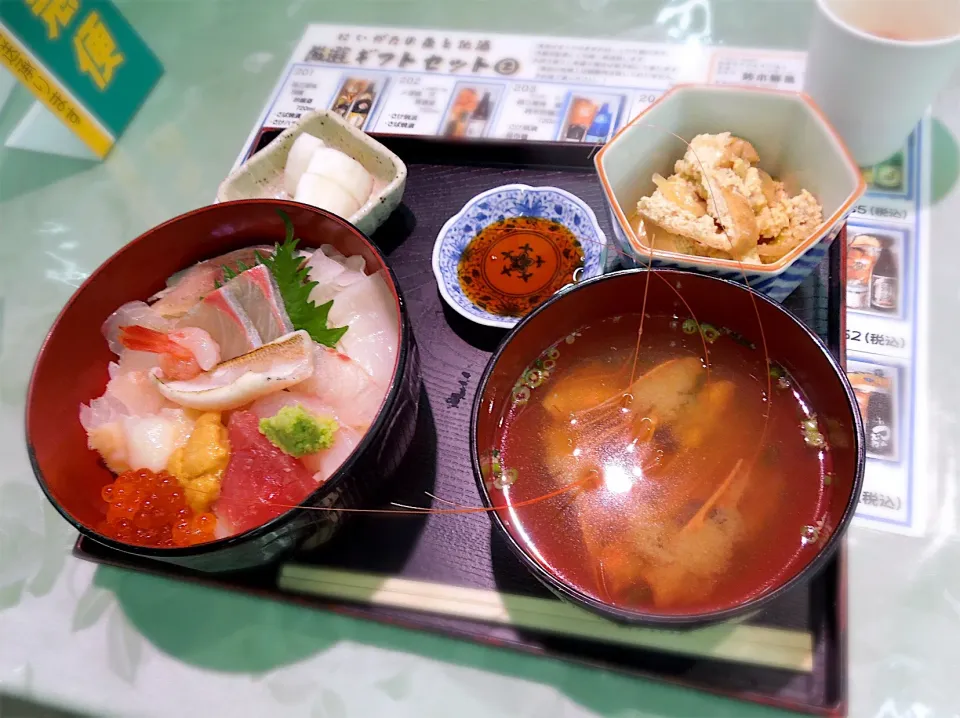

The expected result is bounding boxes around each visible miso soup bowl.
[471,269,864,626]
[26,200,420,573]
[595,84,867,302]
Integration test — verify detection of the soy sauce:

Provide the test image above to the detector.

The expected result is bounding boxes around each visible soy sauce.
[456,217,585,318]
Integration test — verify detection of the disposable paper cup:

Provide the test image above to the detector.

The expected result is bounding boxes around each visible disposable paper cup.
[804,0,960,166]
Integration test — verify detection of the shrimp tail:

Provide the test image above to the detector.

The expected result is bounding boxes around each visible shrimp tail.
[118,325,193,360]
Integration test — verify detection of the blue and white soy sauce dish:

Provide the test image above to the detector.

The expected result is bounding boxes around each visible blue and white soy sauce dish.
[432,184,607,329]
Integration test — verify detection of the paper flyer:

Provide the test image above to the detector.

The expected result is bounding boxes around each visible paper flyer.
[236,24,931,536]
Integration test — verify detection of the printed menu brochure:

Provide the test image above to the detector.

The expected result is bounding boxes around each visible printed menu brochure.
[235,24,932,537]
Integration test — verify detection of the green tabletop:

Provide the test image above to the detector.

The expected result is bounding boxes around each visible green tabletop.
[2,1,959,717]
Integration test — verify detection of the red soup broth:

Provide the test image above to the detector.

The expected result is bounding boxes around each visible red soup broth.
[490,312,833,615]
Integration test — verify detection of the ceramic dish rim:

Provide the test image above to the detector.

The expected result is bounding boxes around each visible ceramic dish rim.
[216,109,409,224]
[594,83,868,275]
[431,183,608,329]
[470,266,866,627]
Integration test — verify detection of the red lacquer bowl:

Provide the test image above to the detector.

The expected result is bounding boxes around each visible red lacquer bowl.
[26,200,420,572]
[471,269,864,626]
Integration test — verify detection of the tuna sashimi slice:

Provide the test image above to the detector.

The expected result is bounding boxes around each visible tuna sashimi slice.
[176,285,263,361]
[215,411,317,534]
[225,263,294,343]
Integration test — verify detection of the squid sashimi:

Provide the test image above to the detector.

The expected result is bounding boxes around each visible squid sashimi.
[78,211,401,549]
[306,245,367,305]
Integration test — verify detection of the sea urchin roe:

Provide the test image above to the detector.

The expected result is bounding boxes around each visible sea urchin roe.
[99,468,215,548]
[166,412,230,513]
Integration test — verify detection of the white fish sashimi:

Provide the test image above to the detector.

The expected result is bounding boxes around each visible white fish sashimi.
[327,270,400,387]
[304,148,373,206]
[106,369,172,416]
[301,425,361,484]
[284,133,326,197]
[102,301,172,355]
[305,247,347,286]
[298,343,386,430]
[249,390,339,423]
[110,350,159,378]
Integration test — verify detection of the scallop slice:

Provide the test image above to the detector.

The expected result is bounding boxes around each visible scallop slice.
[152,330,314,411]
[295,174,361,219]
[304,148,374,206]
[284,133,326,196]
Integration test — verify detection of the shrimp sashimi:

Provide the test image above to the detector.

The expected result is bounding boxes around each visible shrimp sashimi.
[102,301,172,355]
[117,325,220,381]
[298,342,386,430]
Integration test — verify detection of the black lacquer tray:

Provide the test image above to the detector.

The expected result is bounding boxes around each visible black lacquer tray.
[76,133,849,716]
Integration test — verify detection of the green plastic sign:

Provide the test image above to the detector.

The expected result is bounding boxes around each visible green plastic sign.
[0,0,163,157]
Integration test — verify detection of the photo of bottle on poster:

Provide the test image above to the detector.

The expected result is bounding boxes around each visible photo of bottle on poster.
[848,362,900,462]
[557,92,623,143]
[441,82,504,139]
[846,231,904,317]
[329,75,387,130]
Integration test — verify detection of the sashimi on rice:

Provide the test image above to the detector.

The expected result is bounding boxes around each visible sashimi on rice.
[80,211,399,548]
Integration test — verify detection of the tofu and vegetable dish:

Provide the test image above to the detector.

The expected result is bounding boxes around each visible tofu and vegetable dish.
[634,132,824,264]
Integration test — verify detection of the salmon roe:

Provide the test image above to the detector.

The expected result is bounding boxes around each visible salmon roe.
[99,469,216,548]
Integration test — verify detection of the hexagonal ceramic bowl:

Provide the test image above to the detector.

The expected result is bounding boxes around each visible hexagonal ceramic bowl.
[595,85,866,301]
[217,110,407,237]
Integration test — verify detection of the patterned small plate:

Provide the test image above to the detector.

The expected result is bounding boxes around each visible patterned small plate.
[432,184,607,329]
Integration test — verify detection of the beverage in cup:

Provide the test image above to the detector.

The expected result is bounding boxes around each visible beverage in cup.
[804,0,960,166]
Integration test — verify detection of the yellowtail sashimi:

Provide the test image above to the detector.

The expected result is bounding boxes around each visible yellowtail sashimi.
[152,330,314,411]
[150,246,271,318]
[177,283,264,361]
[224,263,294,342]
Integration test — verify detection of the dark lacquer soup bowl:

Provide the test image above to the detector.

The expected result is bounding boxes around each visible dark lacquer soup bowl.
[471,269,864,627]
[26,200,420,573]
